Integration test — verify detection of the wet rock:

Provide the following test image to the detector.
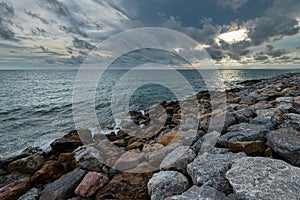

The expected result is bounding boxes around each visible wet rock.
[226,157,300,200]
[228,141,267,155]
[0,177,31,200]
[75,172,109,198]
[57,153,76,171]
[96,172,153,200]
[74,146,104,171]
[31,160,62,183]
[39,169,86,200]
[160,146,195,174]
[7,153,45,174]
[18,188,40,200]
[187,152,245,194]
[50,130,84,155]
[21,147,43,155]
[157,130,181,146]
[217,123,269,147]
[148,171,190,200]
[166,185,227,200]
[0,171,29,188]
[267,128,300,166]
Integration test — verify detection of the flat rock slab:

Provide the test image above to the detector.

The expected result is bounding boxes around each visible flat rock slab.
[165,185,227,200]
[226,157,300,200]
[267,128,300,166]
[187,152,245,194]
[39,169,86,200]
[148,171,190,200]
[217,123,269,147]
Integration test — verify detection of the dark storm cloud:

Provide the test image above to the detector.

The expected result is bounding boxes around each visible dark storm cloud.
[24,10,50,24]
[0,2,17,41]
[72,38,95,50]
[40,0,88,38]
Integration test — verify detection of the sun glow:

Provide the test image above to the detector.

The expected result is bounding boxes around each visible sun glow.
[218,29,249,44]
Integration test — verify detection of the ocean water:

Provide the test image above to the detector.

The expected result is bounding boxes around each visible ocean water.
[0,68,300,158]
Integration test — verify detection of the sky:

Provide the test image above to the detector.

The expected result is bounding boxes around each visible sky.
[0,0,299,69]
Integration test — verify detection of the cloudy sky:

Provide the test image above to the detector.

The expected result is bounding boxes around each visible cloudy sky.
[0,0,299,69]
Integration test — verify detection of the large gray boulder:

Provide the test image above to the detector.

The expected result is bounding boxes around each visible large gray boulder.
[147,171,190,200]
[165,185,227,200]
[217,123,269,147]
[160,146,195,174]
[187,152,245,194]
[226,157,300,200]
[267,128,300,166]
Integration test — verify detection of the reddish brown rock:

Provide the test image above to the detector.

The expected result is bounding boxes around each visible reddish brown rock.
[0,177,31,200]
[75,172,109,197]
[57,153,76,171]
[228,141,267,155]
[125,141,143,151]
[96,172,153,200]
[31,160,61,183]
[7,154,45,174]
[157,130,181,146]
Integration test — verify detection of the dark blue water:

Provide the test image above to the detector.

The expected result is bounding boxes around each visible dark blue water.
[0,69,300,158]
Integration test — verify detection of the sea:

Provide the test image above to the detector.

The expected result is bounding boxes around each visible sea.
[1,68,300,158]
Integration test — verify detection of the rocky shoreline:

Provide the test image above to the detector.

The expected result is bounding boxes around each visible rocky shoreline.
[1,73,299,200]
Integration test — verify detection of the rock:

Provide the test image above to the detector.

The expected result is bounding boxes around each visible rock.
[217,123,269,147]
[142,143,164,153]
[57,153,76,171]
[227,194,263,200]
[279,113,300,131]
[21,147,43,155]
[226,157,300,200]
[233,109,256,123]
[228,141,267,155]
[114,151,144,171]
[160,146,195,174]
[148,143,181,168]
[39,169,86,200]
[240,96,256,105]
[249,115,278,130]
[199,131,221,154]
[31,160,62,183]
[18,188,40,200]
[125,141,143,151]
[7,153,45,174]
[255,108,283,123]
[157,130,181,146]
[148,171,190,200]
[0,177,31,200]
[96,172,153,200]
[74,146,104,171]
[50,130,84,154]
[166,185,227,200]
[75,172,109,197]
[267,128,300,166]
[0,171,29,188]
[187,152,245,194]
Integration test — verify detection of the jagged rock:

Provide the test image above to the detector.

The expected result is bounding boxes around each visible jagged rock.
[39,169,86,200]
[279,113,300,131]
[267,128,300,166]
[21,147,43,155]
[18,188,40,200]
[166,185,227,200]
[0,171,29,188]
[148,171,190,200]
[226,157,300,200]
[160,146,195,174]
[57,153,76,171]
[74,146,104,171]
[157,130,181,146]
[148,143,181,168]
[187,152,245,194]
[199,131,221,154]
[217,123,269,147]
[249,115,278,129]
[7,153,45,174]
[75,172,109,197]
[125,141,143,151]
[142,143,164,153]
[232,109,256,123]
[114,151,144,171]
[228,141,267,155]
[255,108,283,123]
[0,177,31,200]
[31,160,62,183]
[227,194,263,200]
[96,172,153,200]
